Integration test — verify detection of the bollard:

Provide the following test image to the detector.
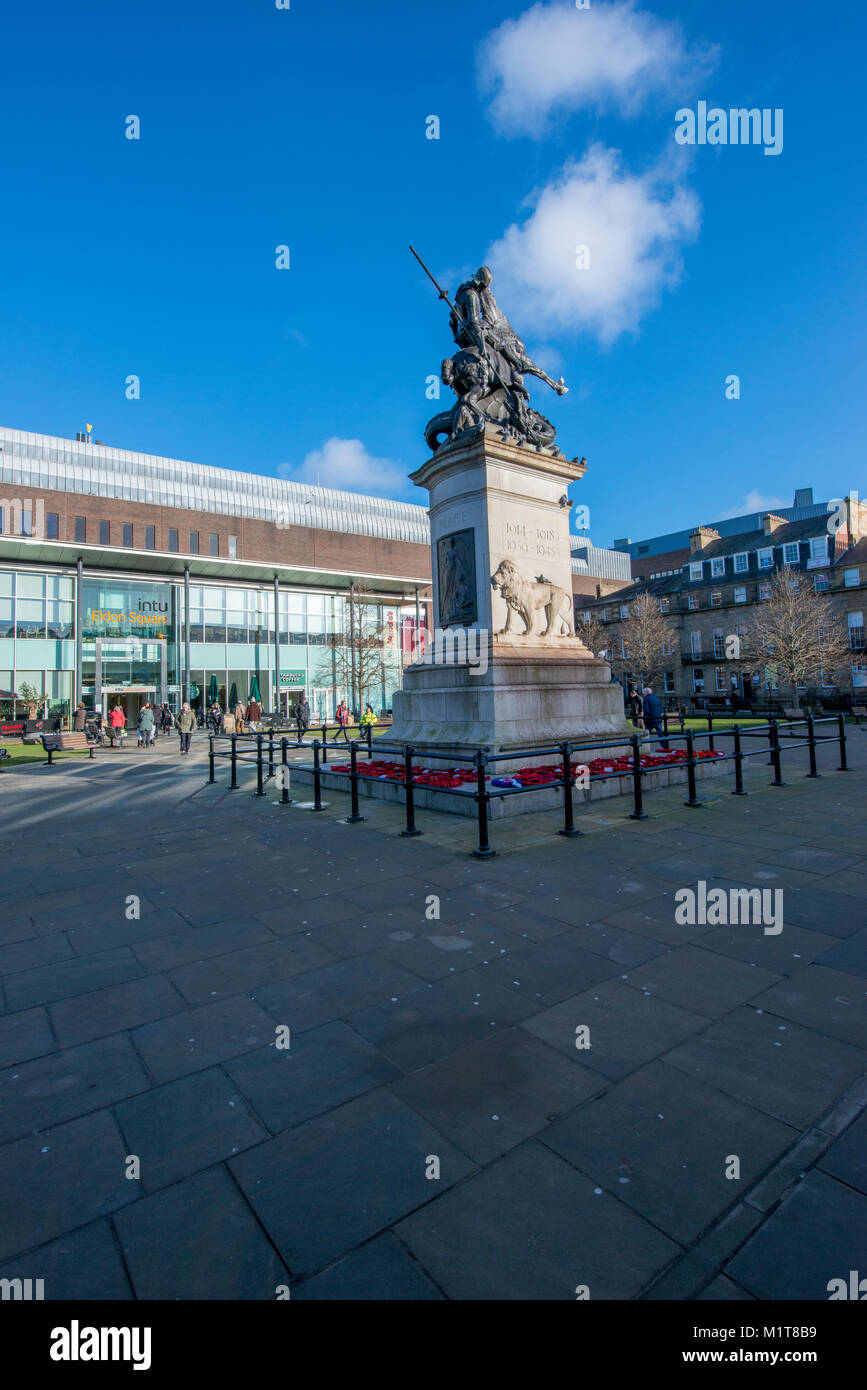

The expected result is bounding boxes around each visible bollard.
[230,733,238,790]
[312,739,323,811]
[255,733,266,795]
[684,730,701,807]
[346,740,366,823]
[321,723,328,765]
[400,745,422,837]
[706,709,714,753]
[280,737,292,804]
[769,718,786,786]
[472,749,496,858]
[838,713,849,771]
[208,735,216,784]
[628,734,648,820]
[731,724,747,795]
[806,714,820,778]
[559,741,580,837]
[268,731,275,779]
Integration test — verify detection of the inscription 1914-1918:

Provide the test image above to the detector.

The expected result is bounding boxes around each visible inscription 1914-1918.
[504,521,558,559]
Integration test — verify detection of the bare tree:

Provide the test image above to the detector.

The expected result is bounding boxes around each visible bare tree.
[313,585,402,718]
[747,566,849,707]
[575,610,608,659]
[607,594,677,688]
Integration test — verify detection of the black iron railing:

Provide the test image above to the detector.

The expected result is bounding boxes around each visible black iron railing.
[205,715,848,858]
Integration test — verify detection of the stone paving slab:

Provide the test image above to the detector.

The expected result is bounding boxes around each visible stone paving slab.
[0,732,863,1299]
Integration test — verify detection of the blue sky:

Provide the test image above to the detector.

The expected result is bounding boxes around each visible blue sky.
[1,0,864,546]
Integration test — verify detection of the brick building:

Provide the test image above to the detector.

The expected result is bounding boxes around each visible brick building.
[0,426,626,725]
[579,496,866,708]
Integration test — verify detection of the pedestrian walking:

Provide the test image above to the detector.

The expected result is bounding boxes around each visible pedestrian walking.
[108,704,126,749]
[332,699,350,744]
[138,703,156,748]
[73,702,87,732]
[208,701,224,735]
[642,685,669,750]
[293,691,310,746]
[233,700,246,734]
[160,703,173,736]
[628,686,643,729]
[246,695,262,730]
[175,702,196,755]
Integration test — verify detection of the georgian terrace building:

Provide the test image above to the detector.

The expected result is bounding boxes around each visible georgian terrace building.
[0,426,628,726]
[579,499,866,707]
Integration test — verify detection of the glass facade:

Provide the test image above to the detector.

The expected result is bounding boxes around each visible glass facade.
[0,565,411,726]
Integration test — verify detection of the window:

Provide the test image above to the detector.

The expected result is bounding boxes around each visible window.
[620,638,630,658]
[690,631,702,658]
[758,548,774,569]
[711,591,722,607]
[209,534,219,557]
[46,512,59,539]
[809,536,827,563]
[659,596,670,613]
[602,607,611,621]
[814,574,829,593]
[844,568,859,588]
[638,545,649,555]
[662,631,674,656]
[852,663,867,689]
[228,535,238,559]
[168,528,179,553]
[734,585,747,604]
[122,523,133,548]
[733,552,749,573]
[713,629,725,659]
[580,609,591,625]
[619,604,629,619]
[688,594,700,610]
[689,562,703,581]
[787,576,800,593]
[849,612,865,650]
[145,526,155,550]
[693,667,705,693]
[663,671,675,693]
[189,531,199,554]
[715,667,727,692]
[759,582,771,600]
[782,542,800,565]
[711,558,725,578]
[99,520,110,545]
[74,516,86,543]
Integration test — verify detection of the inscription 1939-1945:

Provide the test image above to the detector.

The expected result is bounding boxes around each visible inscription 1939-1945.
[504,521,558,559]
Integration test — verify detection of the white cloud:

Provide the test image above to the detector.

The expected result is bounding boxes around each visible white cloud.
[479,0,717,137]
[280,437,408,498]
[717,490,789,521]
[485,143,700,344]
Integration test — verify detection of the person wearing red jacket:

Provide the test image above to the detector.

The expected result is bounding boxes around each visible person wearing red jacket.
[332,700,350,744]
[108,704,126,749]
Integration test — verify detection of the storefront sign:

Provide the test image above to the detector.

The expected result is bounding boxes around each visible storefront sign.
[279,671,305,685]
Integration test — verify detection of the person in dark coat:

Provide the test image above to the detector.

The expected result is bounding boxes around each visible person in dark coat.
[642,686,669,750]
[293,692,310,746]
[628,686,643,728]
[73,702,87,732]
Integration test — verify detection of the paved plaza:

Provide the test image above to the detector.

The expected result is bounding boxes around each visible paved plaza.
[0,728,865,1300]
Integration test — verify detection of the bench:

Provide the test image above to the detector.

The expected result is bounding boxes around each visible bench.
[851,705,867,724]
[41,732,96,765]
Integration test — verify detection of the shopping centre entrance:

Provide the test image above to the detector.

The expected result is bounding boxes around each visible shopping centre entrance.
[101,687,159,726]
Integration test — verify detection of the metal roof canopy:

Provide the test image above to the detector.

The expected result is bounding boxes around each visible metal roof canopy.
[0,537,429,602]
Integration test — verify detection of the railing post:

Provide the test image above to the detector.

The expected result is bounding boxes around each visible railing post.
[321,723,328,765]
[312,738,323,811]
[366,724,373,758]
[558,741,580,837]
[684,729,701,807]
[400,745,422,837]
[770,718,786,786]
[838,712,849,771]
[268,730,275,779]
[230,733,238,790]
[208,734,216,784]
[731,724,747,795]
[806,713,820,778]
[280,737,292,804]
[707,709,714,753]
[255,733,266,796]
[346,740,365,823]
[628,734,648,820]
[472,749,496,858]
